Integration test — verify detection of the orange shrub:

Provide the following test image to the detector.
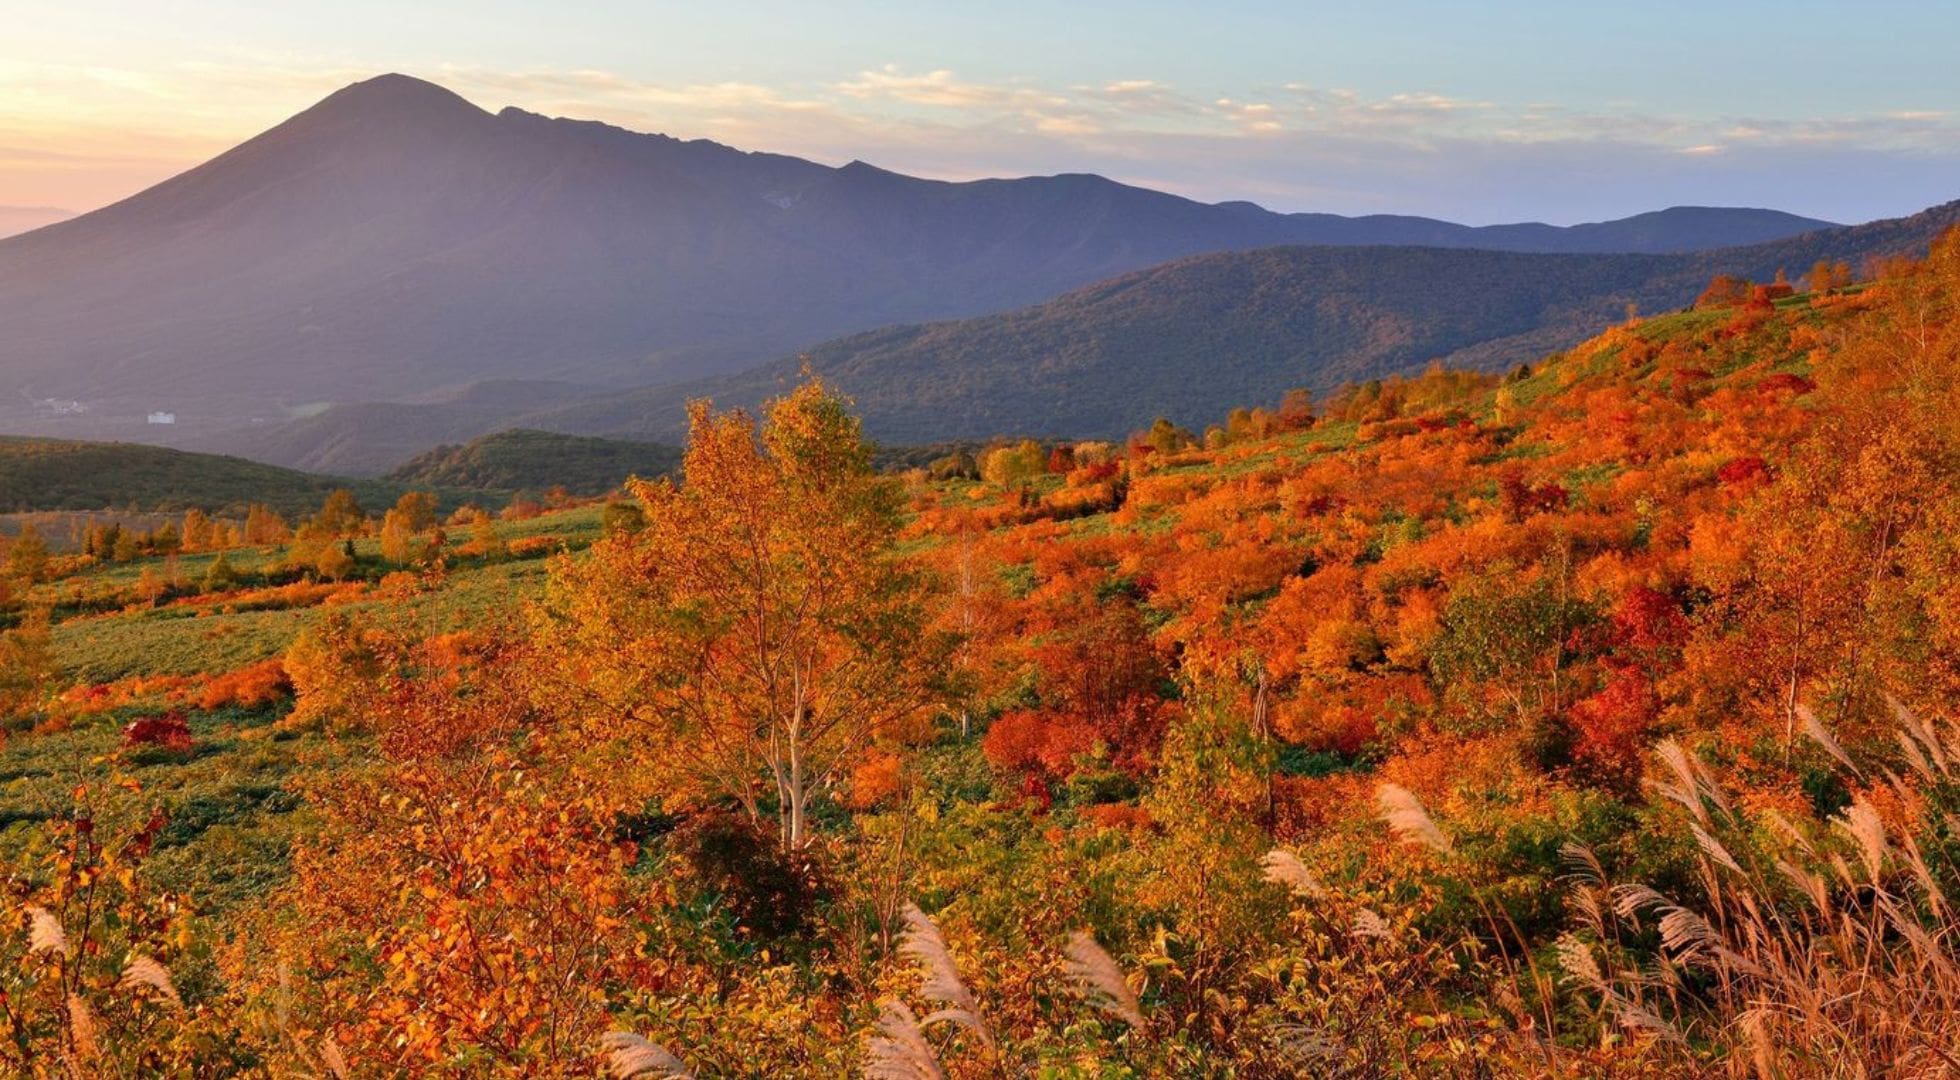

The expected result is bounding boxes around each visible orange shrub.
[197,659,292,711]
[508,534,561,558]
[1081,802,1153,833]
[841,750,903,810]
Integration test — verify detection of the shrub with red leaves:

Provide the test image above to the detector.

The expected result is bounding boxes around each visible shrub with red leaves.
[1716,456,1772,486]
[122,711,193,754]
[1499,468,1570,520]
[1569,667,1658,793]
[1610,585,1690,658]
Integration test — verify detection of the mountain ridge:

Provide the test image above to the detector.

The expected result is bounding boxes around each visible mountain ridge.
[514,196,1960,450]
[0,72,1840,461]
[170,193,1959,473]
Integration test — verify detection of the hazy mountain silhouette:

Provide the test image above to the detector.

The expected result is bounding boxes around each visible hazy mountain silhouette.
[0,73,1836,454]
[517,197,1960,451]
[227,195,1960,475]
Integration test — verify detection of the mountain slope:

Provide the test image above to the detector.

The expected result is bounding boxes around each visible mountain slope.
[0,206,72,239]
[0,73,1832,452]
[532,198,1960,445]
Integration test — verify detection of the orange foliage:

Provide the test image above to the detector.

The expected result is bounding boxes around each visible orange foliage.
[195,659,291,710]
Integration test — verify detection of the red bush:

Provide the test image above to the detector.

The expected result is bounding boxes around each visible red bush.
[1716,456,1771,486]
[981,709,1101,779]
[123,711,193,754]
[1067,461,1122,486]
[1499,468,1570,520]
[1610,585,1689,656]
[1569,668,1657,792]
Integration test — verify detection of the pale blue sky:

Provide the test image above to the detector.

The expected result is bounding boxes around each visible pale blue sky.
[5,0,1957,223]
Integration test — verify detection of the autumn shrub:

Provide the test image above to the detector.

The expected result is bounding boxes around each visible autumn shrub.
[281,614,387,730]
[507,533,560,558]
[841,750,904,811]
[1566,666,1656,792]
[121,711,193,755]
[218,580,347,614]
[981,708,1098,780]
[267,752,655,1077]
[1756,371,1815,395]
[195,658,291,710]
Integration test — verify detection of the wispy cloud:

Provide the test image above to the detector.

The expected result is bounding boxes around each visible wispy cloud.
[2,59,1957,223]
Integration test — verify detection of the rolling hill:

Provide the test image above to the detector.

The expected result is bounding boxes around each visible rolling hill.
[0,436,453,516]
[386,429,679,495]
[0,73,1833,460]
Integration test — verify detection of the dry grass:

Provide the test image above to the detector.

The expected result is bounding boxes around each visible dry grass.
[897,902,994,1049]
[24,904,66,956]
[1061,931,1146,1030]
[1559,705,1960,1075]
[863,1000,946,1080]
[599,1030,695,1079]
[118,954,183,1011]
[1375,782,1453,855]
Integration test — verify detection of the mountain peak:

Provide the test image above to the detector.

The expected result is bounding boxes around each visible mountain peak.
[303,73,488,124]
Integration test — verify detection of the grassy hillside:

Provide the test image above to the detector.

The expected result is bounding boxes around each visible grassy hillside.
[386,428,679,495]
[0,435,422,515]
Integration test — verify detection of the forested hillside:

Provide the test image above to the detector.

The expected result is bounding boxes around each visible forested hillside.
[0,232,1955,1075]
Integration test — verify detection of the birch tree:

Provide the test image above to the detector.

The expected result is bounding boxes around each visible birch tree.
[546,377,934,850]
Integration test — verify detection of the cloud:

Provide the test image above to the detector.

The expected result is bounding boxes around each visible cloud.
[834,65,1065,109]
[1,59,1957,224]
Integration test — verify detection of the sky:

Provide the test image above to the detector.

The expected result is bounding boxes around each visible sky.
[3,0,1958,225]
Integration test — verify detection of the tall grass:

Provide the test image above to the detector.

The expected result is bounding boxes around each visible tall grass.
[1556,704,1960,1074]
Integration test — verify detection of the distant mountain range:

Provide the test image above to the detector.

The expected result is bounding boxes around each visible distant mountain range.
[225,195,1960,470]
[0,206,73,240]
[586,199,1960,444]
[0,72,1848,467]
